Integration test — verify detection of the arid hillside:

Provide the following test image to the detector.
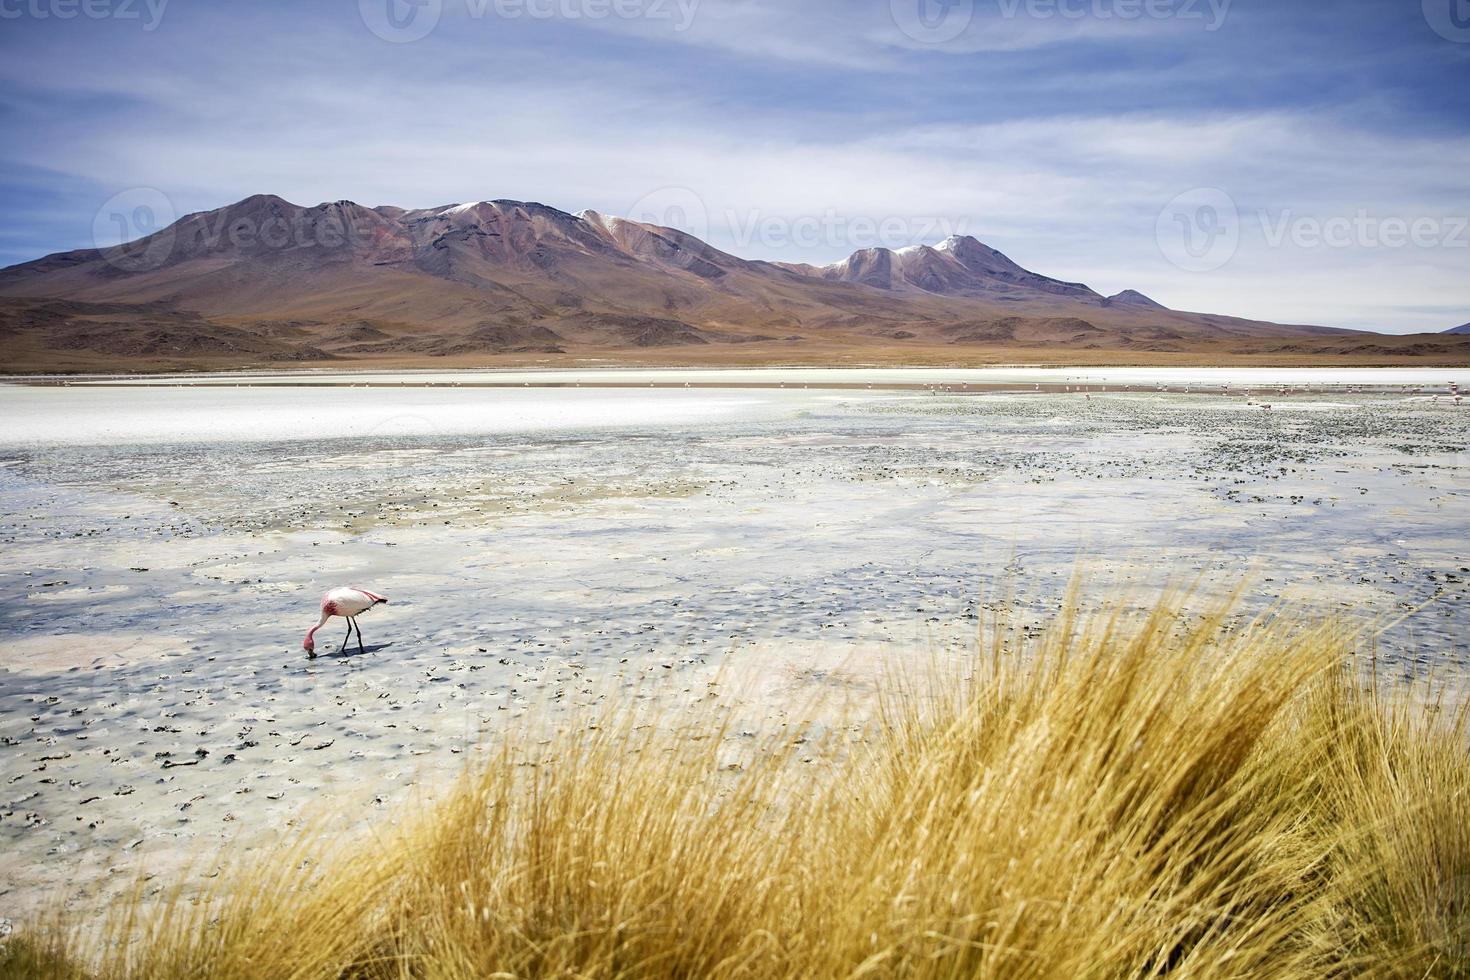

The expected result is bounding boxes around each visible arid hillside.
[3,195,1467,372]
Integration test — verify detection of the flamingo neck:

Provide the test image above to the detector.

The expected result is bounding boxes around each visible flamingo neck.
[305,611,330,645]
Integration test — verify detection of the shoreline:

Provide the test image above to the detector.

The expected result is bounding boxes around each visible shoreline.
[5,339,1470,380]
[3,364,1466,393]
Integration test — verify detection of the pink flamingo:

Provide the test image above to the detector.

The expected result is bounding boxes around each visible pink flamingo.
[303,587,388,658]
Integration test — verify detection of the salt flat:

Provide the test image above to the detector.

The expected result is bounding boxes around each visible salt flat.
[0,372,1466,913]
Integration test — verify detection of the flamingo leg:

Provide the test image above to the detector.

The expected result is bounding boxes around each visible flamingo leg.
[339,617,353,654]
[354,617,365,655]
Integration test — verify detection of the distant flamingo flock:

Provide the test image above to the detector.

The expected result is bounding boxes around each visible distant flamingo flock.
[304,587,389,658]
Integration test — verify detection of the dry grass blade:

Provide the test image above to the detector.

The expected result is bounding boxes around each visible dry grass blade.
[4,593,1467,979]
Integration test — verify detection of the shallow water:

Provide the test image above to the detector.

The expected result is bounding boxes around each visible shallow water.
[0,372,1467,911]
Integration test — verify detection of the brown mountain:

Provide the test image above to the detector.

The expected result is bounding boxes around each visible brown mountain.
[779,236,1100,301]
[1104,289,1168,310]
[2,194,1467,371]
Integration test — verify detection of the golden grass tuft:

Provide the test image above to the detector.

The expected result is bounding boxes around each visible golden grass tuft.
[6,598,1469,978]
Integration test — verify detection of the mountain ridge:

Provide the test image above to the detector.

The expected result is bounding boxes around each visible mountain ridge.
[2,194,1467,372]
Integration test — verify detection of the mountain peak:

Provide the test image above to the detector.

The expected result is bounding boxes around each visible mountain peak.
[575,208,625,232]
[1443,322,1470,335]
[1106,289,1168,311]
[440,201,489,216]
[237,193,292,208]
[934,234,1018,266]
[804,235,1100,302]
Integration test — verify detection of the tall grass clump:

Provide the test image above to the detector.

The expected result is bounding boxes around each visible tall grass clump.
[6,598,1468,979]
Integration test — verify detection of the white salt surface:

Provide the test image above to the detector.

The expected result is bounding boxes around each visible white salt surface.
[0,386,815,448]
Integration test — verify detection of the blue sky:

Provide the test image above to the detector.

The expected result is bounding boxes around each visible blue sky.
[1,0,1467,332]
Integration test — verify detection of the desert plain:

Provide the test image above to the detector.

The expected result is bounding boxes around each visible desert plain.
[0,366,1466,920]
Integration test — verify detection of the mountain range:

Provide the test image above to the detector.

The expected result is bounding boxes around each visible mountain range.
[2,195,1466,371]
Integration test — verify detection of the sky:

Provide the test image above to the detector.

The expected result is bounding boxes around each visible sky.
[0,0,1467,333]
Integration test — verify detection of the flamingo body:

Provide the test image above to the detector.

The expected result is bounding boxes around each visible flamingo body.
[304,587,388,657]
